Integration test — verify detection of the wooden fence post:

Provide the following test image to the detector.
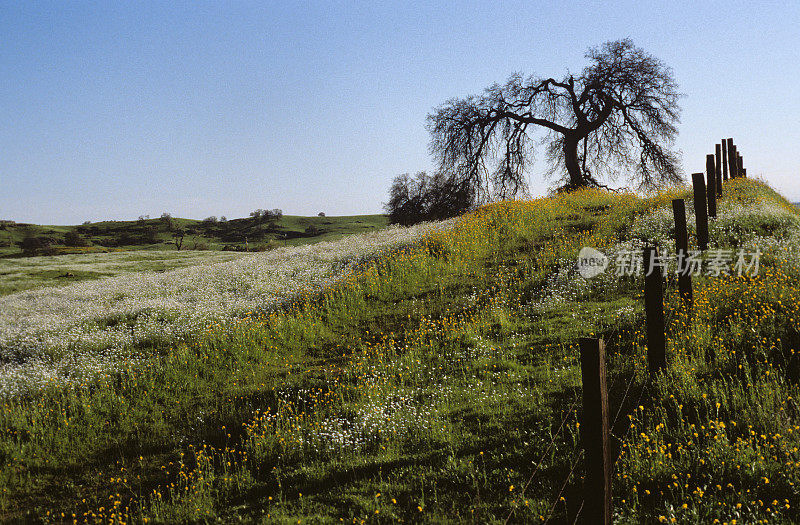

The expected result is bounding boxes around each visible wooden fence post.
[706,154,717,218]
[721,140,729,182]
[714,143,723,197]
[643,247,667,375]
[691,173,709,251]
[579,337,612,525]
[738,154,745,178]
[726,138,737,178]
[672,199,693,309]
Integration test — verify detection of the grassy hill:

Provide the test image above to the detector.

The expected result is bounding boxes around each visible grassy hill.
[1,179,800,523]
[0,213,389,295]
[0,213,389,258]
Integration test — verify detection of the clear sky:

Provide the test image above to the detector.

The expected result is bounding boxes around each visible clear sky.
[2,1,799,224]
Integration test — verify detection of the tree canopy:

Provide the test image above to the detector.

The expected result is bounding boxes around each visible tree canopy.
[427,39,683,197]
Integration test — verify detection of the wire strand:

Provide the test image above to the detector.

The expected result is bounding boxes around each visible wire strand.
[503,393,581,525]
[543,449,585,525]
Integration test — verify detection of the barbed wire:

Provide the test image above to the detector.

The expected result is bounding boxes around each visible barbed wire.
[543,448,584,525]
[503,393,581,525]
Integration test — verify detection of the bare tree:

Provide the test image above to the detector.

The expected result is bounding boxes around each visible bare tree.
[427,39,682,196]
[173,229,185,251]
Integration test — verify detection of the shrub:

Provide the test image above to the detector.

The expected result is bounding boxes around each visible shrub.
[20,236,55,254]
[64,231,90,247]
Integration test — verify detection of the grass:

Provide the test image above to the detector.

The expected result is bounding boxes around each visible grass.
[0,214,389,295]
[1,178,799,523]
[0,251,249,296]
[0,213,389,258]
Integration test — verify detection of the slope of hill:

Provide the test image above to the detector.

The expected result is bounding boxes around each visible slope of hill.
[1,179,799,523]
[0,213,389,258]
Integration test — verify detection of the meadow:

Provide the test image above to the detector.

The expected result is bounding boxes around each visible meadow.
[0,214,389,261]
[1,178,799,523]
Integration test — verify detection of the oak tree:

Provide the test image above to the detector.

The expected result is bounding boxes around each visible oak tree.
[427,39,682,196]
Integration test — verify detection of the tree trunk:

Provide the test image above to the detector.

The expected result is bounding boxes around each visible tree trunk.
[563,137,583,188]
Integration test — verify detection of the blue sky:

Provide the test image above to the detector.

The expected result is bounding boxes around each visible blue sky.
[2,1,799,224]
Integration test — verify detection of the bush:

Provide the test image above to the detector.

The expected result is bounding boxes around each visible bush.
[20,236,56,254]
[64,231,90,247]
[385,171,475,226]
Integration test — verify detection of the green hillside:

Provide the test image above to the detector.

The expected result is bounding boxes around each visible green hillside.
[0,213,389,258]
[2,179,800,523]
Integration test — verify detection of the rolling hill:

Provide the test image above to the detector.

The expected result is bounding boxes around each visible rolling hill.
[0,213,389,258]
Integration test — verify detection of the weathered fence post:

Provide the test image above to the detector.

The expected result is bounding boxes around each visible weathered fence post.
[691,173,709,251]
[721,140,729,182]
[714,143,723,197]
[726,138,737,178]
[643,248,667,375]
[706,154,717,218]
[579,337,612,525]
[738,154,745,178]
[672,199,693,309]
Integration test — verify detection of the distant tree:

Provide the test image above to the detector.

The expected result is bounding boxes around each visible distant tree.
[219,216,227,222]
[173,229,185,250]
[201,216,218,233]
[160,212,174,230]
[82,220,92,225]
[21,236,42,254]
[251,208,283,223]
[318,212,325,217]
[427,39,682,194]
[385,171,475,226]
[64,231,90,247]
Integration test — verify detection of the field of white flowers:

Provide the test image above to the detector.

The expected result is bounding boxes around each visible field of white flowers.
[0,221,450,396]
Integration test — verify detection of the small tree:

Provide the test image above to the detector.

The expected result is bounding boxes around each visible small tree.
[173,229,185,250]
[21,236,42,254]
[385,171,475,226]
[160,212,174,230]
[64,231,90,247]
[318,212,325,217]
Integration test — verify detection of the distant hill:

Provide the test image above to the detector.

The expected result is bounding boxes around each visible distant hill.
[0,213,389,258]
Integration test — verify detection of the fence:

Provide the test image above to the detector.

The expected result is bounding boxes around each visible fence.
[511,139,748,524]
